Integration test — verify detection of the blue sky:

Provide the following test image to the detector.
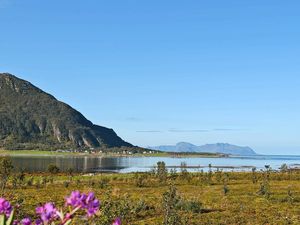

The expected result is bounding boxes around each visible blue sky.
[1,0,300,154]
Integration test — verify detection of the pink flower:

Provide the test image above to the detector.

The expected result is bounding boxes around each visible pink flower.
[66,191,100,217]
[21,218,32,225]
[113,218,121,225]
[66,191,83,208]
[36,203,58,223]
[85,192,100,217]
[0,198,12,218]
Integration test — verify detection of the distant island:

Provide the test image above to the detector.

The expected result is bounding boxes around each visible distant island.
[0,73,133,150]
[149,142,257,156]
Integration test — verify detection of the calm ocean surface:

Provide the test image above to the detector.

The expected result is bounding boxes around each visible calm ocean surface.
[7,155,300,173]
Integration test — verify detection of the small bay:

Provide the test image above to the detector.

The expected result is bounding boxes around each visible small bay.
[7,154,300,173]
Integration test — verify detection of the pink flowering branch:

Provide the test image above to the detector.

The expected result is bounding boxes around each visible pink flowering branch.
[0,191,121,225]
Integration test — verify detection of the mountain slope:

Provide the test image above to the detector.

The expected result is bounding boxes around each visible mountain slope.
[0,73,132,150]
[149,142,256,155]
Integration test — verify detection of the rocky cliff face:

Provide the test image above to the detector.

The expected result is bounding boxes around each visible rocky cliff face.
[0,73,132,150]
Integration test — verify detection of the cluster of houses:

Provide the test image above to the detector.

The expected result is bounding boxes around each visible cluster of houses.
[56,149,156,155]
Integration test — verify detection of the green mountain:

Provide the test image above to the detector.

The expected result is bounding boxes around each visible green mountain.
[0,73,132,150]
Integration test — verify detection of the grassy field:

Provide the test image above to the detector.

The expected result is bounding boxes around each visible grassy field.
[2,168,300,225]
[0,150,75,156]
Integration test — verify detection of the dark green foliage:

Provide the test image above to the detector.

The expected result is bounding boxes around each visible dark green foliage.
[207,164,213,185]
[63,181,70,188]
[12,169,25,189]
[97,193,132,225]
[156,161,168,183]
[169,169,177,180]
[67,168,74,182]
[134,173,147,187]
[0,157,14,193]
[47,164,60,174]
[0,73,132,150]
[34,178,42,189]
[162,185,181,225]
[258,168,271,198]
[99,177,110,189]
[223,184,229,195]
[258,180,270,198]
[180,162,190,181]
[41,176,48,187]
[177,198,203,214]
[67,168,74,176]
[26,177,34,186]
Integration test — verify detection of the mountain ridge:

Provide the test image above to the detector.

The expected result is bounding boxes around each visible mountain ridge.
[149,142,257,155]
[0,73,132,150]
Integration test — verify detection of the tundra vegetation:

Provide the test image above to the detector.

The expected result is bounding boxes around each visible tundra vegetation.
[0,158,299,224]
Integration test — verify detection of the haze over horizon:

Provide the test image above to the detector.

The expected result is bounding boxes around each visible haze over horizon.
[1,1,300,155]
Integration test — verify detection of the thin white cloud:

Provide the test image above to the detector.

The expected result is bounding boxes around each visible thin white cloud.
[214,128,249,131]
[168,129,209,133]
[136,130,162,133]
[136,128,248,133]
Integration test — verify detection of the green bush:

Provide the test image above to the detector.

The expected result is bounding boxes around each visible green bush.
[47,164,60,174]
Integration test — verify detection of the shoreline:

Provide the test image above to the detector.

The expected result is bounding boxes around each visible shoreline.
[0,150,226,158]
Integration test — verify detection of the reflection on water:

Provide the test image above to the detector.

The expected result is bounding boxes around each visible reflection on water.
[10,156,127,173]
[8,155,300,173]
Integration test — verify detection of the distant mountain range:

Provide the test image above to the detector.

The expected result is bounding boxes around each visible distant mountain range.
[0,73,132,150]
[149,142,257,155]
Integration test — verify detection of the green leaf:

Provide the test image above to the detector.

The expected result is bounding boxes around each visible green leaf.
[6,210,14,225]
[64,220,72,225]
[0,215,5,225]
